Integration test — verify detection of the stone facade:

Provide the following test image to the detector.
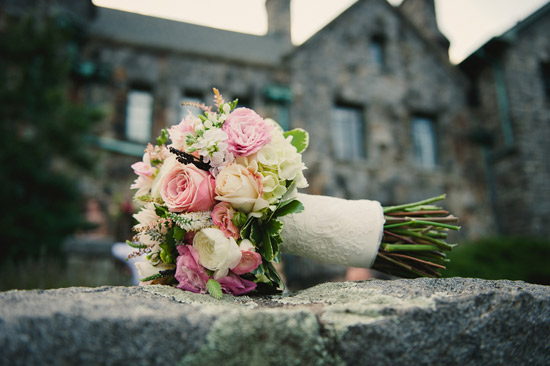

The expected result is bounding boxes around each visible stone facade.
[288,0,491,238]
[460,4,550,238]
[2,0,547,241]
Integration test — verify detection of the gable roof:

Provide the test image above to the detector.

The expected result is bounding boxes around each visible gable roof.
[460,2,550,70]
[88,7,293,67]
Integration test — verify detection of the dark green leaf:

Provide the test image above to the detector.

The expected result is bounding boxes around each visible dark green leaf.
[240,216,254,239]
[154,204,168,218]
[173,226,185,241]
[260,230,274,262]
[273,199,304,218]
[250,220,262,246]
[265,219,284,236]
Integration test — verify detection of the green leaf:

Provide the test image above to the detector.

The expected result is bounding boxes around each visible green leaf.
[264,261,284,291]
[126,240,147,249]
[260,230,274,261]
[265,219,284,236]
[273,199,304,218]
[154,204,168,218]
[283,128,309,153]
[232,211,247,228]
[240,216,254,239]
[156,129,169,146]
[249,220,262,246]
[173,226,185,241]
[206,279,223,299]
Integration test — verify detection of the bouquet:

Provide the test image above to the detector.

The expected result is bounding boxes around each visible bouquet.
[127,88,459,298]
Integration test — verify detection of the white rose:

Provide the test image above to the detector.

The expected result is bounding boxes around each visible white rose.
[215,163,269,213]
[193,228,242,279]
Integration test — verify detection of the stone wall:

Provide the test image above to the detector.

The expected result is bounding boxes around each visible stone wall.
[466,10,550,238]
[1,278,549,365]
[288,0,492,239]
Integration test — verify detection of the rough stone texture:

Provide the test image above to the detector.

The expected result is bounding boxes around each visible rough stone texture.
[464,7,550,238]
[1,278,549,366]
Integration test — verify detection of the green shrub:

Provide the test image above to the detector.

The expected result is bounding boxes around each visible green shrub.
[442,236,550,285]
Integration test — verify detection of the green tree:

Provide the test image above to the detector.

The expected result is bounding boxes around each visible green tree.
[0,12,101,262]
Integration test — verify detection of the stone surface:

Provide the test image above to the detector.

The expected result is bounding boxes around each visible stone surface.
[1,278,549,366]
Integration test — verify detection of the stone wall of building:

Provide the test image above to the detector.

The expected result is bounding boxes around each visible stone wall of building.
[465,8,550,238]
[288,0,492,239]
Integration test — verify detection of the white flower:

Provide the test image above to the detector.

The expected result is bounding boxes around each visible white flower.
[193,228,242,279]
[215,163,269,213]
[135,260,174,280]
[133,203,158,229]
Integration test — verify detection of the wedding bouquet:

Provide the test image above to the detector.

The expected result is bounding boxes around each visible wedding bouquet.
[127,88,459,298]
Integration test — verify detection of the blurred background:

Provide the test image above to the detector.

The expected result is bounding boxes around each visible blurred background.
[1,0,548,291]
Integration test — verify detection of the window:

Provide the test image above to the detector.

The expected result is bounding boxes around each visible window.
[181,90,203,120]
[369,35,385,70]
[125,89,153,143]
[332,104,365,161]
[411,115,437,169]
[541,62,550,102]
[265,85,293,130]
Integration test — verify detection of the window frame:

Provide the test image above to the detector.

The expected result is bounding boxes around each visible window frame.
[411,114,438,170]
[124,86,154,144]
[331,102,367,162]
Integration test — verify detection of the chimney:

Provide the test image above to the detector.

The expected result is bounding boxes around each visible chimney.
[265,0,292,44]
[399,0,450,53]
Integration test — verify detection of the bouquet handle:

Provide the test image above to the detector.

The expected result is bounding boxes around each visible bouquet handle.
[280,193,385,268]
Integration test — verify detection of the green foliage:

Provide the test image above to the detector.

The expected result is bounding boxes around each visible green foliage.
[0,13,101,262]
[442,236,550,285]
[283,128,309,153]
[206,279,223,299]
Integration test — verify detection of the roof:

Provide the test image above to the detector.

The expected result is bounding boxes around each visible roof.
[88,7,293,67]
[460,2,550,69]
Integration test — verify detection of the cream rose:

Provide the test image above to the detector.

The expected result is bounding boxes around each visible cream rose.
[192,228,242,279]
[215,163,269,213]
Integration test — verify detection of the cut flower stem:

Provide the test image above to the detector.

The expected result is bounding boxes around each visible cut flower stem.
[373,194,459,279]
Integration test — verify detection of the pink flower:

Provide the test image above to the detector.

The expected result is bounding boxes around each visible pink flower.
[218,272,257,295]
[160,163,216,213]
[211,202,240,239]
[175,245,210,293]
[169,117,196,150]
[231,239,262,275]
[131,152,155,177]
[222,107,273,157]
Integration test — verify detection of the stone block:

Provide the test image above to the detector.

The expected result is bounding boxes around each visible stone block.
[1,278,549,365]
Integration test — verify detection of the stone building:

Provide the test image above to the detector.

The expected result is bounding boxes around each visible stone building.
[460,3,550,238]
[2,0,547,242]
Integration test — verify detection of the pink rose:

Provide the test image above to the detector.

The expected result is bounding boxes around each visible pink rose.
[211,202,240,240]
[222,107,273,157]
[218,272,257,295]
[175,245,209,293]
[231,239,262,275]
[160,163,216,212]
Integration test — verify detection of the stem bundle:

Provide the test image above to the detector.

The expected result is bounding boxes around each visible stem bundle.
[372,194,460,278]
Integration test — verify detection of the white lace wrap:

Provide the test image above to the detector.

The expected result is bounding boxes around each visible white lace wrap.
[280,193,385,268]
